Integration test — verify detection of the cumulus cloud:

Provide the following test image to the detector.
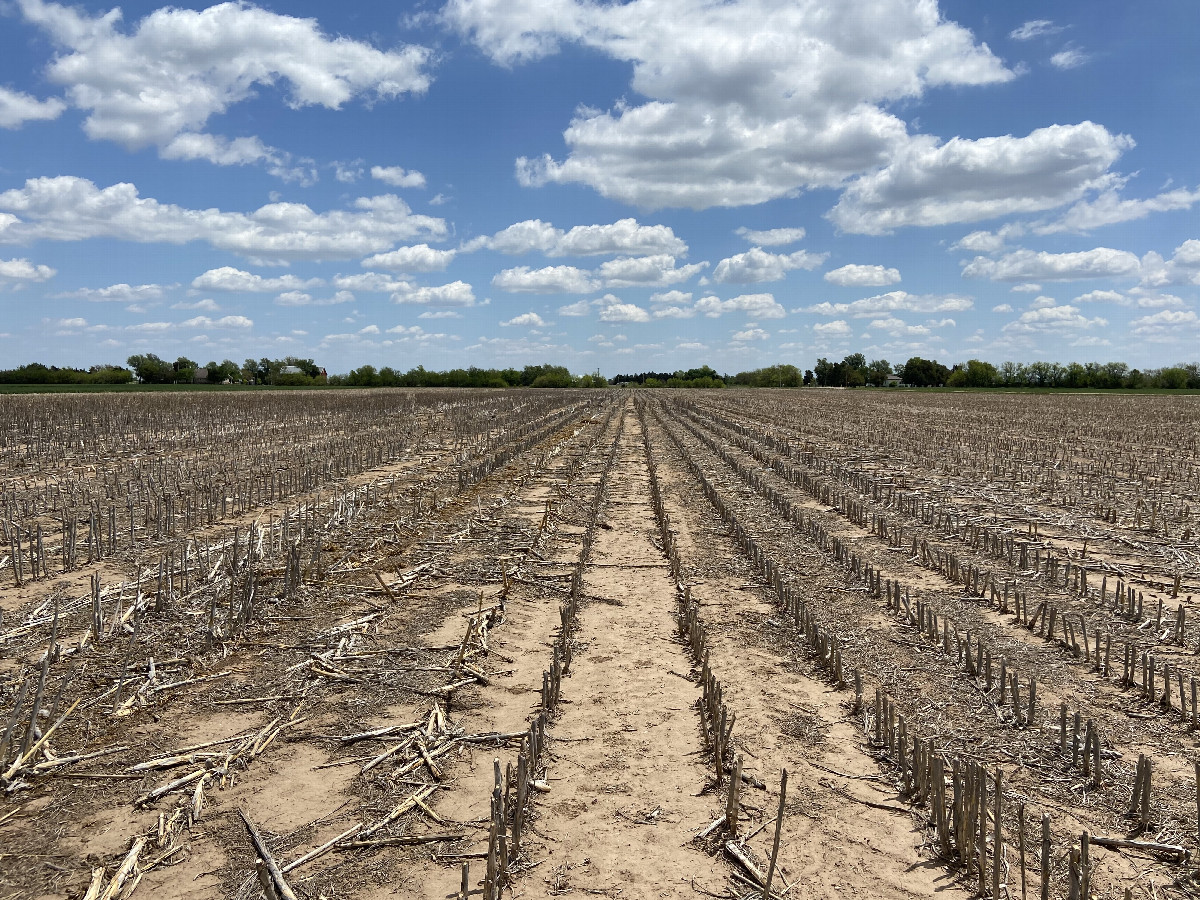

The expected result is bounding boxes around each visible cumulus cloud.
[962,247,1142,281]
[812,319,851,336]
[731,327,769,341]
[0,86,66,128]
[991,303,1014,313]
[1040,185,1200,234]
[450,0,1013,209]
[1072,289,1127,305]
[275,289,355,306]
[418,310,462,319]
[501,312,547,327]
[695,293,786,319]
[1001,303,1107,336]
[713,247,826,283]
[172,298,219,311]
[557,299,592,316]
[192,267,323,292]
[0,257,57,284]
[650,290,692,306]
[180,314,253,329]
[653,305,696,319]
[830,123,1132,233]
[21,0,431,171]
[868,315,929,336]
[824,264,901,287]
[735,226,806,246]
[596,295,651,323]
[332,272,408,292]
[0,177,446,263]
[595,255,706,287]
[371,166,427,188]
[57,282,165,301]
[1129,309,1199,340]
[361,244,456,271]
[492,265,597,294]
[800,290,973,317]
[492,255,704,292]
[391,280,477,306]
[465,218,687,257]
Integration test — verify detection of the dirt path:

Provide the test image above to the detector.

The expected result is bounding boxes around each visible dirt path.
[516,409,725,898]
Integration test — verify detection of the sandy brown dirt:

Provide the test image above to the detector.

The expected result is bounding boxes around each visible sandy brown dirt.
[513,412,726,898]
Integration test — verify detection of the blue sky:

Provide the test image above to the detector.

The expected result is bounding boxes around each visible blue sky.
[1,0,1198,376]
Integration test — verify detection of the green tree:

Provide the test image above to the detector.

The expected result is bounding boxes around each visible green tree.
[865,359,892,387]
[127,353,175,384]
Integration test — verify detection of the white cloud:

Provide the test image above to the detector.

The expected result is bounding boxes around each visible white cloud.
[991,303,1013,313]
[332,272,408,292]
[418,310,462,319]
[371,166,427,188]
[1072,289,1127,305]
[0,86,66,128]
[172,298,219,311]
[557,299,592,316]
[362,244,456,271]
[676,341,707,350]
[731,327,769,341]
[653,305,696,319]
[812,319,851,336]
[493,265,597,293]
[180,314,253,329]
[0,257,57,284]
[1010,20,1063,41]
[713,247,827,283]
[1029,295,1057,309]
[1129,309,1199,340]
[359,324,381,335]
[501,312,548,327]
[695,293,786,319]
[830,123,1132,233]
[962,247,1142,281]
[1001,303,1107,336]
[824,264,901,287]
[192,267,323,292]
[595,255,706,287]
[1011,282,1042,292]
[1050,47,1088,70]
[57,282,164,301]
[649,290,692,306]
[275,289,355,306]
[1041,186,1200,233]
[451,0,1013,209]
[465,218,687,257]
[159,133,307,182]
[801,290,973,317]
[868,316,929,336]
[596,295,651,323]
[22,0,431,170]
[735,226,806,246]
[391,280,477,306]
[0,177,446,263]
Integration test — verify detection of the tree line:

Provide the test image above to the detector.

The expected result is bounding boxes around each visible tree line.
[3,355,1198,390]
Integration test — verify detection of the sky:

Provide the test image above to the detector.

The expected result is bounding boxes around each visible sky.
[1,0,1198,377]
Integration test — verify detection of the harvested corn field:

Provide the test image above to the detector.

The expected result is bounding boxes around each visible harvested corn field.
[1,388,1198,900]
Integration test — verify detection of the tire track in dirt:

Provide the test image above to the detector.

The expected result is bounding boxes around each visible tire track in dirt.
[513,406,726,898]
